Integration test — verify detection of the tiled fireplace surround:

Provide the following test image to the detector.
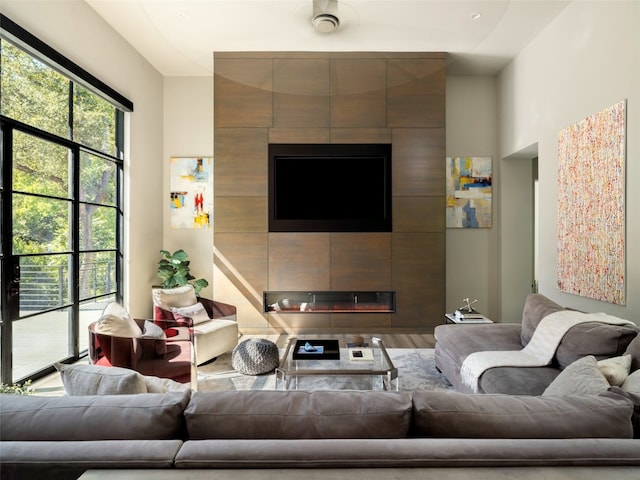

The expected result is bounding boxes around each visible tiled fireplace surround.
[212,52,446,335]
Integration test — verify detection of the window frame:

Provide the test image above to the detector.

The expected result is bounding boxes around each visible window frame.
[0,14,132,384]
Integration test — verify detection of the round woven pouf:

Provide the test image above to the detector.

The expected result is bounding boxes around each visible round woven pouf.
[231,338,280,375]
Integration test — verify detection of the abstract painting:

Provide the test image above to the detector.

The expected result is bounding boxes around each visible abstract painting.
[170,157,213,229]
[557,100,626,305]
[446,156,492,228]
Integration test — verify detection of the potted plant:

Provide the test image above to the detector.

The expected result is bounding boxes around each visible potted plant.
[156,249,209,296]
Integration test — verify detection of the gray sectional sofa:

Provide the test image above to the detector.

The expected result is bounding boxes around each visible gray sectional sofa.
[435,294,639,395]
[1,388,639,479]
[3,292,640,479]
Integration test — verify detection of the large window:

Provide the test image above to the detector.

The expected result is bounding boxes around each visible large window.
[0,15,133,384]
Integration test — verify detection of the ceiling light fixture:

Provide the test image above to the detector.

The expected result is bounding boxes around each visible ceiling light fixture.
[470,12,482,20]
[312,0,340,33]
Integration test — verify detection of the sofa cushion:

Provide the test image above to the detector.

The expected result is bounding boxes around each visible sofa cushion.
[0,391,190,441]
[623,334,640,372]
[55,363,147,395]
[542,355,610,396]
[411,390,634,439]
[520,294,565,346]
[184,390,412,439]
[435,323,523,368]
[478,366,560,396]
[555,322,638,369]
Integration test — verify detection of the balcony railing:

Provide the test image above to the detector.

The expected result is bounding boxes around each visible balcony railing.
[19,262,115,310]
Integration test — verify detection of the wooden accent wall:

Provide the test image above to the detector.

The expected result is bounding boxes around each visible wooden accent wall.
[213,52,446,334]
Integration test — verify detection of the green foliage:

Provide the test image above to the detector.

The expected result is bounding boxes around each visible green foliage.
[157,249,209,296]
[0,380,34,395]
[2,39,120,299]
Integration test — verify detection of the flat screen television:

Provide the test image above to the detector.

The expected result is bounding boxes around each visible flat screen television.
[268,143,392,232]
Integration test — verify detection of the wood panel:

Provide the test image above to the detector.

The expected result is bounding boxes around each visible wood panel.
[269,128,330,144]
[330,313,392,330]
[268,233,331,291]
[392,128,446,197]
[274,58,330,128]
[387,58,446,128]
[330,128,392,144]
[214,128,268,196]
[267,313,331,331]
[214,197,266,233]
[393,196,446,233]
[330,233,392,290]
[214,59,273,127]
[214,233,268,297]
[331,59,387,128]
[214,53,446,335]
[214,233,268,328]
[391,233,446,328]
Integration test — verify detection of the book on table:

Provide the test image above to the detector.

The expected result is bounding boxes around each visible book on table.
[349,347,374,362]
[454,309,485,320]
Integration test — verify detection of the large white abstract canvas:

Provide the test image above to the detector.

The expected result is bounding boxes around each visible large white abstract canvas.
[557,100,626,304]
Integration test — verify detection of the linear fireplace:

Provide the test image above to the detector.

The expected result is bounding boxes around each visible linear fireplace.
[263,291,396,314]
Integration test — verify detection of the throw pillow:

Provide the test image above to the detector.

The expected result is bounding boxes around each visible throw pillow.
[171,302,210,325]
[598,354,632,386]
[141,319,167,339]
[542,355,610,396]
[55,363,147,395]
[143,375,191,393]
[152,285,198,310]
[141,320,168,356]
[93,302,142,338]
[621,370,640,395]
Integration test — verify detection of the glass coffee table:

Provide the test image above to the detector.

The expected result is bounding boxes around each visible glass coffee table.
[275,336,399,391]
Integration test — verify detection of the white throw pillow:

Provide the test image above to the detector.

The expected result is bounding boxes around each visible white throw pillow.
[94,302,142,338]
[143,375,190,393]
[171,302,210,325]
[152,285,198,310]
[542,355,610,396]
[621,370,640,395]
[598,354,632,386]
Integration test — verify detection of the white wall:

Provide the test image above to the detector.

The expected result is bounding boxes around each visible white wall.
[2,1,165,318]
[162,76,215,299]
[498,0,640,323]
[445,76,500,319]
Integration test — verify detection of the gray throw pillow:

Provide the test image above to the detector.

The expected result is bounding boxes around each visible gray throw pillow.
[542,355,610,396]
[55,363,147,395]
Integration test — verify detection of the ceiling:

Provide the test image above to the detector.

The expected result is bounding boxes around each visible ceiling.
[85,0,570,76]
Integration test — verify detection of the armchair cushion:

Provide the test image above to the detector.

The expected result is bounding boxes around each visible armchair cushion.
[152,285,198,310]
